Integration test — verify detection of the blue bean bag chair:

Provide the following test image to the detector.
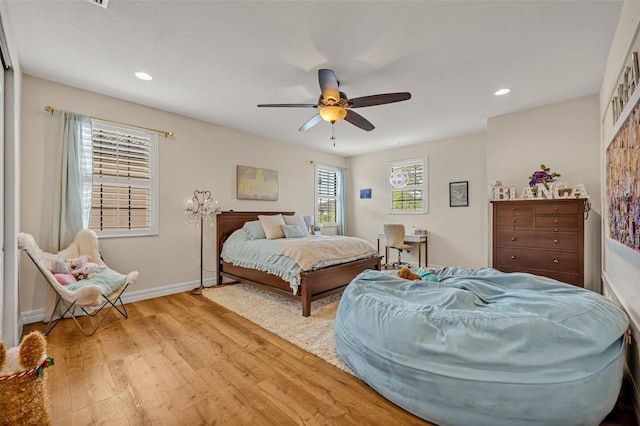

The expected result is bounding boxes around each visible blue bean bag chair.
[335,267,629,426]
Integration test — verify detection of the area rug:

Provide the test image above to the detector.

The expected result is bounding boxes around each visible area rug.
[202,284,353,374]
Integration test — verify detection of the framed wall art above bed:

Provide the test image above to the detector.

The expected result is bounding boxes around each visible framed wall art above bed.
[236,165,279,201]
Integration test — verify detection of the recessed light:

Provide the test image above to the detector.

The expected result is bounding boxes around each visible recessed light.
[134,71,153,81]
[494,88,511,96]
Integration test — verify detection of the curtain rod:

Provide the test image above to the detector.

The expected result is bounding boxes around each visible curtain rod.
[44,105,174,138]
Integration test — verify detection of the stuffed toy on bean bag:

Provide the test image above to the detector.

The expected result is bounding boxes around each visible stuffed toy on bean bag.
[0,331,53,426]
[397,266,439,282]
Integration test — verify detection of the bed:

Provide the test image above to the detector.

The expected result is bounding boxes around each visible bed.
[335,267,629,426]
[216,211,382,316]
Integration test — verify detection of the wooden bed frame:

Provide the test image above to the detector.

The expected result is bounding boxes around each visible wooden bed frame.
[216,211,382,316]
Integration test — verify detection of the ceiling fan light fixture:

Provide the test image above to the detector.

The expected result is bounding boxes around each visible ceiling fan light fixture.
[319,105,347,123]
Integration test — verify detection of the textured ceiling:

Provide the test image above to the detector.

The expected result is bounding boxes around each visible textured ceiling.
[4,0,623,156]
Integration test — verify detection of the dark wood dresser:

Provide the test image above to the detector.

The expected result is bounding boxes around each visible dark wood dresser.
[491,198,587,287]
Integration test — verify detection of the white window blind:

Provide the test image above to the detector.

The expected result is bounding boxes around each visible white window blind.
[389,158,428,214]
[89,120,158,237]
[315,164,341,225]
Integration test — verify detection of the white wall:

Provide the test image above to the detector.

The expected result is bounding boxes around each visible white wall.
[19,75,346,316]
[599,0,640,414]
[347,132,488,269]
[487,95,602,291]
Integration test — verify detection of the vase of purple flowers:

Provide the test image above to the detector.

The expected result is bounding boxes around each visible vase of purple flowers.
[528,164,560,195]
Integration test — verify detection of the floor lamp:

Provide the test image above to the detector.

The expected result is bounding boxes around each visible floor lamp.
[185,190,220,295]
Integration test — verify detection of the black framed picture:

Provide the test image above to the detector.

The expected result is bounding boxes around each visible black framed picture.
[449,181,469,207]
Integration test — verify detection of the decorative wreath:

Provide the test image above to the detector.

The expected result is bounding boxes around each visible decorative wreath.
[389,170,409,188]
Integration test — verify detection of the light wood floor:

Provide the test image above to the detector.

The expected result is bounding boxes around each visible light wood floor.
[23,291,429,425]
[23,291,636,426]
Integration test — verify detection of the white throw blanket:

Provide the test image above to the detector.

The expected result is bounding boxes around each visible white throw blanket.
[277,236,377,271]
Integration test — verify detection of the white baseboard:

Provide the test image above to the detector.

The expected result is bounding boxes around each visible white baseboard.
[21,277,218,325]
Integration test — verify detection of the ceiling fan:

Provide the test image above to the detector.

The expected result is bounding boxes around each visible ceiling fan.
[257,69,411,132]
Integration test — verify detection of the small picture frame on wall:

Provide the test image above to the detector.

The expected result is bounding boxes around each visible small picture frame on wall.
[360,188,372,199]
[449,181,469,207]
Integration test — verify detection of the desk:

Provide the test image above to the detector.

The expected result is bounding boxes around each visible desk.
[377,233,428,268]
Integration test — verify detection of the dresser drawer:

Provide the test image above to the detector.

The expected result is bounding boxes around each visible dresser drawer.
[495,216,534,227]
[534,202,581,215]
[535,215,580,228]
[497,267,582,287]
[494,248,579,273]
[494,203,533,216]
[495,230,579,250]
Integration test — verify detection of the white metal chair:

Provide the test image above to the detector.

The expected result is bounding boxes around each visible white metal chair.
[18,230,139,337]
[383,224,412,268]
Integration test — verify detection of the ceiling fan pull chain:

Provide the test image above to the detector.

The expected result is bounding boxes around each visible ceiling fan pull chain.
[330,123,337,146]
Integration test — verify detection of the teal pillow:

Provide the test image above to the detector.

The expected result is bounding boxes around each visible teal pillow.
[66,268,127,294]
[243,220,266,239]
[281,225,305,238]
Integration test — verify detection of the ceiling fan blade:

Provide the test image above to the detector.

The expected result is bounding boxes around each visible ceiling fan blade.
[347,92,412,108]
[298,114,323,132]
[257,103,317,108]
[344,110,375,131]
[318,69,340,102]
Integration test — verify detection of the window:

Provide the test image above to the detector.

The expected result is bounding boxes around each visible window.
[389,158,428,214]
[315,164,341,226]
[89,120,158,237]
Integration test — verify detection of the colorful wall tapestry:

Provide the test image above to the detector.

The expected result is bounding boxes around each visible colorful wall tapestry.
[607,97,640,251]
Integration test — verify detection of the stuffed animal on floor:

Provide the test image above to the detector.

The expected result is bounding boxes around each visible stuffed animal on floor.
[0,331,53,425]
[398,266,440,282]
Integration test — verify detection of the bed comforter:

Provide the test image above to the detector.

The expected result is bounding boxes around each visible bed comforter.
[221,228,378,293]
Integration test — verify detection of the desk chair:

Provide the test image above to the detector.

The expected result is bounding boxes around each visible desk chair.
[383,224,412,269]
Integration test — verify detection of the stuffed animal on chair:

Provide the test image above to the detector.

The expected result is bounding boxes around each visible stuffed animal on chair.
[0,331,53,425]
[65,255,93,270]
[52,260,76,286]
[70,262,104,281]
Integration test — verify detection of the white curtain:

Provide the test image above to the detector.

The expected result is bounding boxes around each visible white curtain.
[43,111,93,320]
[48,111,93,251]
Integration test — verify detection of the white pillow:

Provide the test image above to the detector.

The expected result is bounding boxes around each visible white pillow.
[283,213,310,237]
[258,214,286,239]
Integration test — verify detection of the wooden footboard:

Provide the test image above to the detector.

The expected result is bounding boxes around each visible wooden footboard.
[216,211,382,316]
[220,255,382,316]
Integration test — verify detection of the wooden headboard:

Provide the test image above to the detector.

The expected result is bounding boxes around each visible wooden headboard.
[215,210,295,261]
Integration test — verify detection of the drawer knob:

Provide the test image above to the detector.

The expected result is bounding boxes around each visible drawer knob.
[511,237,516,241]
[554,228,558,232]
[553,239,559,244]
[512,219,516,223]
[554,207,558,211]
[511,255,517,260]
[511,207,516,211]
[554,219,559,223]
[553,259,559,264]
